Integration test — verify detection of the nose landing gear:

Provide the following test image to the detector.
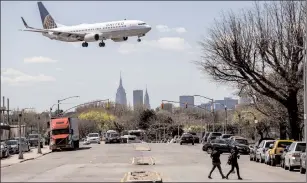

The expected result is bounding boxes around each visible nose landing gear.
[137,38,141,42]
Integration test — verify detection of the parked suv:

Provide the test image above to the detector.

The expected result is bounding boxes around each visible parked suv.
[207,132,222,142]
[28,134,43,148]
[284,141,306,171]
[188,132,200,143]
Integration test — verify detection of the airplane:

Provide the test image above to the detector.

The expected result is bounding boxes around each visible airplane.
[20,2,152,47]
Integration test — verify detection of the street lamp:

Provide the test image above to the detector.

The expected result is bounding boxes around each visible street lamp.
[193,95,215,131]
[18,108,34,159]
[36,115,42,154]
[57,96,80,112]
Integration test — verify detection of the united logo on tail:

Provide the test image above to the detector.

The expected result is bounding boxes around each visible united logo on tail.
[37,2,57,29]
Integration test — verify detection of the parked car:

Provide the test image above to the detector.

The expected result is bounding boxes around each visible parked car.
[300,150,306,174]
[207,132,222,142]
[188,132,200,143]
[202,139,232,154]
[269,139,294,166]
[86,133,101,144]
[219,134,234,139]
[28,134,44,148]
[250,138,275,161]
[0,142,9,158]
[283,141,306,171]
[229,139,250,155]
[255,140,275,163]
[179,133,194,145]
[6,139,30,153]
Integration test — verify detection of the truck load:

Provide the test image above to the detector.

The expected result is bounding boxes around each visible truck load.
[50,117,80,151]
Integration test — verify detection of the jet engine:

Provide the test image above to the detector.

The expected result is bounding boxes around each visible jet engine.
[84,33,103,42]
[111,37,128,42]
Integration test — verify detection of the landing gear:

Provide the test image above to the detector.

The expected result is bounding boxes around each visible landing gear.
[137,38,141,42]
[99,41,105,47]
[82,42,88,47]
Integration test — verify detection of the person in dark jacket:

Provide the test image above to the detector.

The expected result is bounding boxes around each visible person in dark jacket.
[226,146,242,180]
[208,147,226,179]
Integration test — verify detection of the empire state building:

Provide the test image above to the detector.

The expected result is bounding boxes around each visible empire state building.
[115,73,127,106]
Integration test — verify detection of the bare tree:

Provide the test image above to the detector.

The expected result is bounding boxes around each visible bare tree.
[196,1,305,140]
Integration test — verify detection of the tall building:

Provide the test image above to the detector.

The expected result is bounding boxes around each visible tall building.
[179,95,194,108]
[163,103,173,113]
[115,72,127,106]
[144,87,150,109]
[133,90,143,110]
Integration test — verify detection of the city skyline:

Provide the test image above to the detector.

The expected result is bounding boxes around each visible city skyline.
[1,1,254,112]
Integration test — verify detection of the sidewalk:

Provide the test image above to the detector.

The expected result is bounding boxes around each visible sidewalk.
[1,146,52,168]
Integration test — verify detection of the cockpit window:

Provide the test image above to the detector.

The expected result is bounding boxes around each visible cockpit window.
[138,23,146,25]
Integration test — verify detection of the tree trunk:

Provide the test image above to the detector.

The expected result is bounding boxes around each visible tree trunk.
[286,91,300,140]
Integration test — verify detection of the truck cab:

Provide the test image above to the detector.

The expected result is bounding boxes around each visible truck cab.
[50,117,80,151]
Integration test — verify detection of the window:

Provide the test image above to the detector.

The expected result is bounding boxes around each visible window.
[259,141,264,148]
[6,140,17,145]
[88,133,99,137]
[278,141,293,148]
[52,129,69,135]
[138,23,146,25]
[235,139,249,145]
[29,134,38,138]
[295,143,306,151]
[265,141,274,148]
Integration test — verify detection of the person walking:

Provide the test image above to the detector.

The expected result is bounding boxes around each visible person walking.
[226,146,242,180]
[208,147,226,179]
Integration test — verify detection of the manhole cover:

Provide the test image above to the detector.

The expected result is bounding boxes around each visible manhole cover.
[125,171,162,183]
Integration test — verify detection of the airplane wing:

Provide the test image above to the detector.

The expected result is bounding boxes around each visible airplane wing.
[20,17,86,40]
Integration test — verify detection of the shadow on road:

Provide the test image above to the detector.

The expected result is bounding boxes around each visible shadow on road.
[77,146,91,151]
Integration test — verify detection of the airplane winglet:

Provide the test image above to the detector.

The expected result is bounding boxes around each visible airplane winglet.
[21,17,33,29]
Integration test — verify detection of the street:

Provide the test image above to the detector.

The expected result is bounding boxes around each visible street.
[1,143,305,182]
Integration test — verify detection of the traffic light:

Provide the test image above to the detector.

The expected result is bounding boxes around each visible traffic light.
[161,103,164,109]
[185,103,188,108]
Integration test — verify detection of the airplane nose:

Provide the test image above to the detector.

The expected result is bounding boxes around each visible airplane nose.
[146,25,151,32]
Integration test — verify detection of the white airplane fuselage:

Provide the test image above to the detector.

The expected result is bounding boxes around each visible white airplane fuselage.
[43,20,151,42]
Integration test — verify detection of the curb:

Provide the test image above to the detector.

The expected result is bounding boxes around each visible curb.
[1,151,52,168]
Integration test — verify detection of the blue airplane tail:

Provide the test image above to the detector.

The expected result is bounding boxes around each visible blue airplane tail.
[37,2,57,29]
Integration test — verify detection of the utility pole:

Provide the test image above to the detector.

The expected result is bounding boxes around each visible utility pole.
[211,100,215,132]
[18,112,23,159]
[225,106,228,134]
[37,115,42,154]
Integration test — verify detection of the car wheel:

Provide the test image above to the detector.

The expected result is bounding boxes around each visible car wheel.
[300,164,306,174]
[180,142,182,145]
[289,161,294,171]
[192,143,194,145]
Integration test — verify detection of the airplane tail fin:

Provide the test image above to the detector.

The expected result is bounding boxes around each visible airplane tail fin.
[37,1,57,29]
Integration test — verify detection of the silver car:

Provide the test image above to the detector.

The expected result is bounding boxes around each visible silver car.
[284,141,306,171]
[7,139,30,153]
[0,142,9,158]
[86,133,100,144]
[255,140,275,163]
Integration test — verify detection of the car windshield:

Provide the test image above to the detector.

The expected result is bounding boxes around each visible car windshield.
[265,141,275,148]
[6,140,18,145]
[52,129,69,135]
[278,141,293,148]
[182,134,192,137]
[235,139,248,145]
[211,133,222,137]
[189,132,196,135]
[29,134,38,138]
[222,134,232,138]
[295,143,306,151]
[88,134,99,137]
[213,139,226,144]
[128,137,136,140]
[110,133,119,137]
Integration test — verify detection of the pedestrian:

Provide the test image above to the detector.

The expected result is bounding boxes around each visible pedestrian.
[208,147,226,179]
[226,146,242,180]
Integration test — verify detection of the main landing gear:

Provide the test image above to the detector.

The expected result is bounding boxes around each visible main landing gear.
[137,38,141,42]
[99,41,105,47]
[82,42,88,47]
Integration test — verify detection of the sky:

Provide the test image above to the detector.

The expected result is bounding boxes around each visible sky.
[1,1,255,112]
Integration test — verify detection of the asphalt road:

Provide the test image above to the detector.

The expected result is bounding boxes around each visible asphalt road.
[1,143,305,182]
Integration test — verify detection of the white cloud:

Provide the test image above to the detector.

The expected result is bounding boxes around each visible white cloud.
[118,37,192,54]
[24,56,58,63]
[156,25,187,34]
[55,68,63,71]
[1,68,56,86]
